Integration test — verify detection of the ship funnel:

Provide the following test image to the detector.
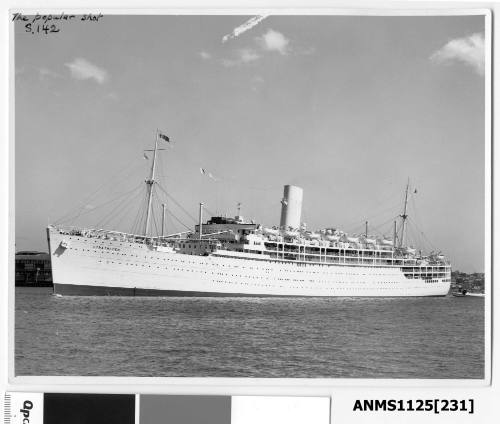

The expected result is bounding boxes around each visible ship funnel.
[280,185,303,229]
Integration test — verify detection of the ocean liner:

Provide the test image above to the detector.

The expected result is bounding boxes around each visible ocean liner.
[47,132,451,297]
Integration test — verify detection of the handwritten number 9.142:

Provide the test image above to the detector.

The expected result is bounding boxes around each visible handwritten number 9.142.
[25,23,60,34]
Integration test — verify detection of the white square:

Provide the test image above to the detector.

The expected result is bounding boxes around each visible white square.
[231,396,330,424]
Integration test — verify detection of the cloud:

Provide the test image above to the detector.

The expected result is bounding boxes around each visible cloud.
[257,29,290,55]
[65,58,109,84]
[221,49,260,67]
[39,67,63,80]
[222,15,268,43]
[219,27,305,68]
[199,51,212,60]
[430,33,485,76]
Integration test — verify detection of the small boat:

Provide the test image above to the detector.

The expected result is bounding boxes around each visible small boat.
[326,235,340,241]
[263,227,279,236]
[452,289,468,297]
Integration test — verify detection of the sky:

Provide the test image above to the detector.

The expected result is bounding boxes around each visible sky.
[14,14,486,272]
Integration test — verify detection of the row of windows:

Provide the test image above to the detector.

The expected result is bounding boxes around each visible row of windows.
[15,259,50,265]
[70,242,449,270]
[213,278,439,291]
[97,259,445,287]
[71,244,449,278]
[86,249,448,279]
[71,235,449,272]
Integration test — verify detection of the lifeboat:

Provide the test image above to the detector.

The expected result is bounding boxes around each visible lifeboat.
[326,235,340,241]
[308,232,321,239]
[347,236,359,243]
[381,239,394,246]
[263,227,279,236]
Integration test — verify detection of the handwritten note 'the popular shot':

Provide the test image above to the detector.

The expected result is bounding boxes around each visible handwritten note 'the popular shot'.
[12,12,103,35]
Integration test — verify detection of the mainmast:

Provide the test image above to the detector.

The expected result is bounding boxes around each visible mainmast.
[144,131,160,237]
[398,179,410,248]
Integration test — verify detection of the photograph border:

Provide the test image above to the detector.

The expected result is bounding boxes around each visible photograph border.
[4,5,493,393]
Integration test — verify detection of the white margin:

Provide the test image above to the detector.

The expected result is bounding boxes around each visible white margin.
[1,3,496,424]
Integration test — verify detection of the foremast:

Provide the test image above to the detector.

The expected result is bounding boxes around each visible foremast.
[398,179,410,248]
[144,130,169,237]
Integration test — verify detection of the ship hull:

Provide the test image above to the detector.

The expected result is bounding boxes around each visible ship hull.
[52,283,447,297]
[48,228,451,297]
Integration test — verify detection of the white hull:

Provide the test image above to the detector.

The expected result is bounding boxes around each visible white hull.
[48,228,451,297]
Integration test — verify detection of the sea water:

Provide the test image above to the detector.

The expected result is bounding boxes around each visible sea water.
[15,287,484,378]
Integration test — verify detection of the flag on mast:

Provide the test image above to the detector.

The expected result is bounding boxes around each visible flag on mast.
[200,168,217,181]
[158,132,170,142]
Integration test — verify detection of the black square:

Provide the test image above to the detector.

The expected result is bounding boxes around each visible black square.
[44,394,135,424]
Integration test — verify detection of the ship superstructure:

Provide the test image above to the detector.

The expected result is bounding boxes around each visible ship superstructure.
[47,132,451,297]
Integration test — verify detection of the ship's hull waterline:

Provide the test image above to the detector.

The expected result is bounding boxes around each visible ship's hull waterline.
[48,228,451,298]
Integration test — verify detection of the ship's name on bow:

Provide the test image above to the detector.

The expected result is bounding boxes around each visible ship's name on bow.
[96,245,121,252]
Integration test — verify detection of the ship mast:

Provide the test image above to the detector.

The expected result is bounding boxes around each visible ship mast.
[398,178,410,248]
[144,130,160,237]
[161,203,166,237]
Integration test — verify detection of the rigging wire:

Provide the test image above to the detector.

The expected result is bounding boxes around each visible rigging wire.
[150,185,161,237]
[340,198,403,232]
[147,179,194,234]
[53,157,145,224]
[156,182,198,223]
[97,184,145,229]
[367,215,399,238]
[111,187,146,233]
[203,205,217,218]
[56,182,144,226]
[407,216,438,252]
[130,188,146,235]
[132,192,148,235]
[165,207,193,232]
